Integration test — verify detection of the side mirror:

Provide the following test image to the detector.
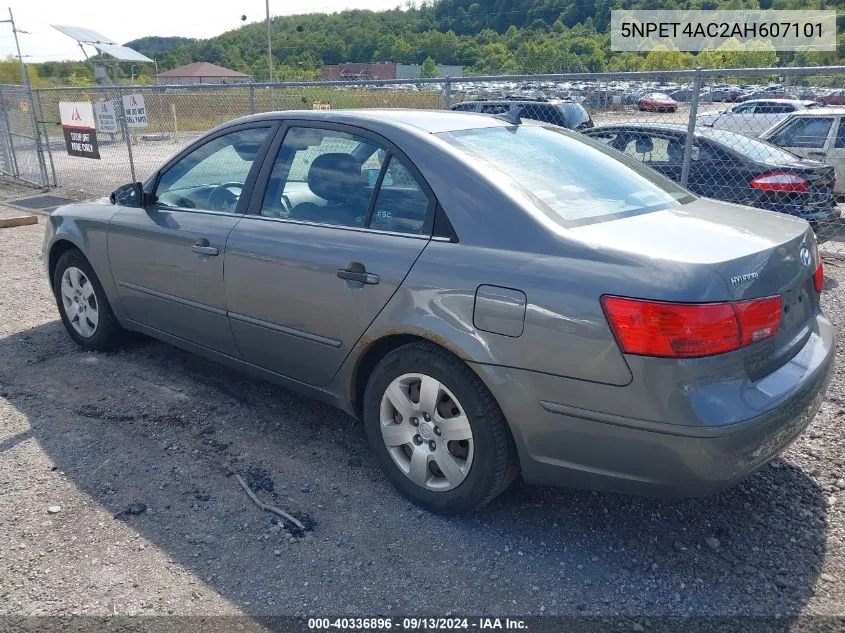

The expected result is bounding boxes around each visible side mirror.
[110,182,151,208]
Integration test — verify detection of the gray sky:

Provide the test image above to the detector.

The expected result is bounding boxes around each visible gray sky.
[2,0,404,63]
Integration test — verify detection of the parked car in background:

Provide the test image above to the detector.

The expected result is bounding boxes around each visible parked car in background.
[668,88,695,103]
[702,88,744,103]
[697,99,818,137]
[583,123,840,229]
[637,92,678,112]
[816,90,845,107]
[44,109,834,513]
[762,108,845,195]
[451,98,593,130]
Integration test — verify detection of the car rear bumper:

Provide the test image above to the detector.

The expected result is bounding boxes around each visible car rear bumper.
[472,312,835,496]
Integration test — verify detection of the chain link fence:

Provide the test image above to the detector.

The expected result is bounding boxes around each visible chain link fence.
[2,65,844,251]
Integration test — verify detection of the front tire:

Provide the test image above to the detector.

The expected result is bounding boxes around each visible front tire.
[362,342,519,514]
[52,249,126,351]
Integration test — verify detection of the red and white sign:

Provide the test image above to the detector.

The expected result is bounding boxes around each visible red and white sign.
[59,101,95,129]
[122,93,148,128]
[58,101,99,160]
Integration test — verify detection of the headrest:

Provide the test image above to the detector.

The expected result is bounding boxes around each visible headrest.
[308,153,365,202]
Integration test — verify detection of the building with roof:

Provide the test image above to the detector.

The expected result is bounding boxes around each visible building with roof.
[157,62,251,85]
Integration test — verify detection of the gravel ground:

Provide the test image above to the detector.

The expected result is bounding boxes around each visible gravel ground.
[2,213,845,621]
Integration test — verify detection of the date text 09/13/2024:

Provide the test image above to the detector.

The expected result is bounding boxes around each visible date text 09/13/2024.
[307,617,528,630]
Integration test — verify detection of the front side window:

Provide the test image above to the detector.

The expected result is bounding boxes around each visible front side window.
[770,117,834,148]
[260,126,431,234]
[439,125,693,228]
[156,127,270,212]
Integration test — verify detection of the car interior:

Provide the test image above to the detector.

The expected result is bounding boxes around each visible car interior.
[260,129,430,234]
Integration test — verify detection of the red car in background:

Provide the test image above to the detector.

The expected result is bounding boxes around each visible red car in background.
[816,90,845,106]
[637,92,679,112]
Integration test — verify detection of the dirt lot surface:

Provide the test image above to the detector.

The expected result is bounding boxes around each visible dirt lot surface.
[2,209,845,623]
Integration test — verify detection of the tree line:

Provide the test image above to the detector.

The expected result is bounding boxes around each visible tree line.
[18,0,845,85]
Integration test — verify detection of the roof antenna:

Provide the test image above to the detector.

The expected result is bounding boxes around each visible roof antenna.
[494,105,522,125]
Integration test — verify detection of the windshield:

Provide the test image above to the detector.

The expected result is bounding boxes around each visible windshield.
[702,129,802,164]
[438,125,694,228]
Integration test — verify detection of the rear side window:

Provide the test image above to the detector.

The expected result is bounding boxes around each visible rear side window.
[836,120,845,149]
[770,117,834,148]
[560,103,591,129]
[368,156,430,235]
[439,126,693,228]
[705,129,801,164]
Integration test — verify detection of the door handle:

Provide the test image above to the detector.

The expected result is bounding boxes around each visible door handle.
[191,239,219,256]
[337,268,380,284]
[808,151,826,157]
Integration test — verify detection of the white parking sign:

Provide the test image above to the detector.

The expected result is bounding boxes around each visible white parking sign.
[94,100,117,133]
[122,93,148,128]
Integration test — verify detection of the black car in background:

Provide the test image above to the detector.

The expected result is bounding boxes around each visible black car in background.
[583,123,839,229]
[451,97,594,130]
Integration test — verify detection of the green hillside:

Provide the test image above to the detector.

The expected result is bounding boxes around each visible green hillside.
[31,0,844,84]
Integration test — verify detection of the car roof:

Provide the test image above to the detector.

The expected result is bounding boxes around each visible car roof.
[455,99,577,106]
[587,123,688,134]
[586,122,758,144]
[221,108,511,135]
[740,98,814,106]
[775,107,845,117]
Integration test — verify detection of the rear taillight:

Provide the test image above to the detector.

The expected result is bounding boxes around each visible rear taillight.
[601,295,781,358]
[814,260,824,293]
[749,172,809,193]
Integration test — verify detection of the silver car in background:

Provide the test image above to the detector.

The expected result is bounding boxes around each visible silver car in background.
[43,110,834,514]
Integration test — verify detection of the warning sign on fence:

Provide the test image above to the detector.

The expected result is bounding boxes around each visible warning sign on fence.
[59,101,100,160]
[94,100,117,134]
[122,93,148,128]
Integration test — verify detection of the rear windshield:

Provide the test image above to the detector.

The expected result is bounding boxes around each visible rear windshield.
[702,129,802,164]
[438,125,693,227]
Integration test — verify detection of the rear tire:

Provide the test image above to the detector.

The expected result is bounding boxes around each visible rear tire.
[362,342,519,514]
[52,249,127,351]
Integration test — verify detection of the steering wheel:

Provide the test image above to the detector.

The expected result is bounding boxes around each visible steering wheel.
[207,182,244,211]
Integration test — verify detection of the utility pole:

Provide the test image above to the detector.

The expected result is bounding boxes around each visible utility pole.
[266,0,273,81]
[0,8,29,87]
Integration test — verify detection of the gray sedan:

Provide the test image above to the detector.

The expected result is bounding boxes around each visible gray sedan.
[43,109,834,514]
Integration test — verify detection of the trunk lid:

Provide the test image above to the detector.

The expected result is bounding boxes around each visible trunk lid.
[572,197,819,376]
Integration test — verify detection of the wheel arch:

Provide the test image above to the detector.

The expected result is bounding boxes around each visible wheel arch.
[348,331,478,421]
[48,238,83,283]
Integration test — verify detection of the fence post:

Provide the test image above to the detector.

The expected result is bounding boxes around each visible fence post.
[33,89,57,188]
[248,84,256,114]
[680,67,702,189]
[443,76,452,109]
[24,72,50,189]
[116,84,137,183]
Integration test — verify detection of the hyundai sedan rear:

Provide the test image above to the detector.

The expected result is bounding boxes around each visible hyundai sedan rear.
[43,110,834,514]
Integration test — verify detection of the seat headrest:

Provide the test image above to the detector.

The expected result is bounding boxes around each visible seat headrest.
[308,153,365,202]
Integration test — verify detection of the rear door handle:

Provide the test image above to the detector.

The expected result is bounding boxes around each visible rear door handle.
[808,151,826,157]
[191,239,219,256]
[337,269,380,284]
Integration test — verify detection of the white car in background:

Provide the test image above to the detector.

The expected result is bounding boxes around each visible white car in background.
[696,99,818,137]
[762,108,845,196]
